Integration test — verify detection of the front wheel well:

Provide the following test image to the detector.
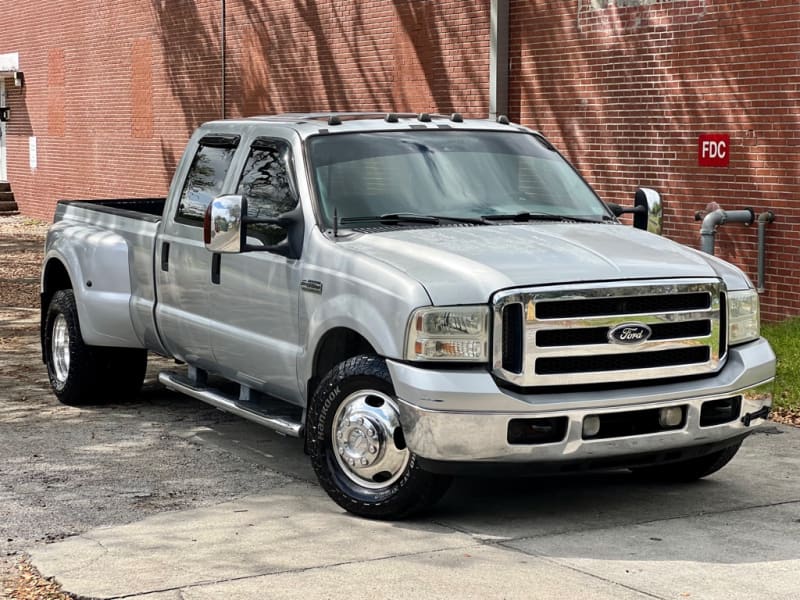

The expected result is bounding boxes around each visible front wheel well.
[309,328,377,399]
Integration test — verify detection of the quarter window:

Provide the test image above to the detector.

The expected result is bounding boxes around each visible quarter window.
[176,138,238,226]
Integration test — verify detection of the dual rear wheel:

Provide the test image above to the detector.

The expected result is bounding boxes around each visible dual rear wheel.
[44,289,147,406]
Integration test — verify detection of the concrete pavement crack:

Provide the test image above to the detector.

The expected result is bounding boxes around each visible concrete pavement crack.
[102,542,488,599]
[434,497,800,545]
[424,499,800,599]
[429,518,667,599]
[494,542,667,600]
[41,534,110,577]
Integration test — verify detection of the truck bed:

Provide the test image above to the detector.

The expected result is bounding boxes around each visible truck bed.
[49,197,167,354]
[56,198,166,222]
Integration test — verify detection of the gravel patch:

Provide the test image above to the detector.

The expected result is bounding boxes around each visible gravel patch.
[0,216,49,310]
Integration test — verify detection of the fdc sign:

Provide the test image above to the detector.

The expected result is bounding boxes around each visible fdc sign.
[698,133,730,167]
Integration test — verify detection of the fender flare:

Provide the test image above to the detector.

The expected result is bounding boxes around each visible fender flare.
[41,226,144,349]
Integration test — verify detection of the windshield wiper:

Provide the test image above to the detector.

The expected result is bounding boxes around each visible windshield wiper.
[481,211,612,224]
[339,212,489,226]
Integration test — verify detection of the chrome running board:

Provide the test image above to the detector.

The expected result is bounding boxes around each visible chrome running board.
[158,370,303,438]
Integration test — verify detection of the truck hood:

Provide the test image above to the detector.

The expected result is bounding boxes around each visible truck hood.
[344,223,750,305]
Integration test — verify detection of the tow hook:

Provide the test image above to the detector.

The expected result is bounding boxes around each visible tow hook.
[741,406,770,427]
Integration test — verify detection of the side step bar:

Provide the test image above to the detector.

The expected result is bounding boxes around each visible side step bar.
[158,370,303,438]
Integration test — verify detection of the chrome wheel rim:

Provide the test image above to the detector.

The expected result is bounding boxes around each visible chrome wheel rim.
[332,390,411,490]
[51,314,71,384]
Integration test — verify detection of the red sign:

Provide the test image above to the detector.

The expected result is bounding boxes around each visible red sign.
[698,134,730,167]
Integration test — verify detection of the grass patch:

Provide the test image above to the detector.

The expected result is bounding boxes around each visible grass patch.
[762,317,800,410]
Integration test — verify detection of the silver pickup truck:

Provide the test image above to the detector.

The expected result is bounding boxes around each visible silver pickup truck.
[40,113,775,519]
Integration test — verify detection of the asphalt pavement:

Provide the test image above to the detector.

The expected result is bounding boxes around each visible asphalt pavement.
[2,307,799,599]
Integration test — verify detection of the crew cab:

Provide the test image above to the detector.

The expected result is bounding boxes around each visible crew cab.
[40,113,775,518]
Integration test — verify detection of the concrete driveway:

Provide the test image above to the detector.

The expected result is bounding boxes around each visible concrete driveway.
[28,406,800,600]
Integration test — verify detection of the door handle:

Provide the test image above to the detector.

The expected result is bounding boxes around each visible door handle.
[211,253,221,285]
[160,242,170,271]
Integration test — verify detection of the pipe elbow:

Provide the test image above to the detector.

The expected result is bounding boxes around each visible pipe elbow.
[700,209,727,235]
[758,210,775,224]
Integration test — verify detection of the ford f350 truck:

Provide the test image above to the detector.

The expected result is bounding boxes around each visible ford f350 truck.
[40,113,775,518]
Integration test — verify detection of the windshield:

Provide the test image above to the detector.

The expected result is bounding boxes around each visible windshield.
[307,130,610,227]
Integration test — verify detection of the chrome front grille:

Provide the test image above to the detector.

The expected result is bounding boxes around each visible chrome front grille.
[492,279,726,387]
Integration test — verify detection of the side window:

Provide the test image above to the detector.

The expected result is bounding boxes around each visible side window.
[236,138,298,245]
[176,137,238,226]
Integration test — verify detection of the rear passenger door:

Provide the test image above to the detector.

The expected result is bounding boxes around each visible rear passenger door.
[207,136,303,402]
[155,133,240,369]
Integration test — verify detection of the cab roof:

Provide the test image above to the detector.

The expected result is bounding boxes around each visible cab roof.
[201,112,536,138]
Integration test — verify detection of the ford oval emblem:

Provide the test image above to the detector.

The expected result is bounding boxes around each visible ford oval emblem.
[608,323,652,345]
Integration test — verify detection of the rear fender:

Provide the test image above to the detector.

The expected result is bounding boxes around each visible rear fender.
[42,223,144,348]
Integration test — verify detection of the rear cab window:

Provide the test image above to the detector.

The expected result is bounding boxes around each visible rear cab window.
[175,134,240,226]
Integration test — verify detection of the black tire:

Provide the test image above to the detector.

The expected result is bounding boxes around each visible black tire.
[43,289,147,405]
[307,355,451,519]
[96,346,149,402]
[630,442,742,482]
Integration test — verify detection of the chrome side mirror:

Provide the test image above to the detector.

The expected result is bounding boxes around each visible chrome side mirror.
[609,189,664,235]
[204,195,244,253]
[204,194,304,259]
[633,188,663,235]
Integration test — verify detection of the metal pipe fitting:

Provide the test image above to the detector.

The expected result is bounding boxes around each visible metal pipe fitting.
[757,211,775,293]
[699,209,725,255]
[698,207,754,256]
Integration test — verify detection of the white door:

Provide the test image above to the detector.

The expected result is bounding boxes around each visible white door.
[0,78,6,181]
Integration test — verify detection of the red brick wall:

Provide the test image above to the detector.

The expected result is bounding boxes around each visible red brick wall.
[225,1,489,116]
[509,0,800,320]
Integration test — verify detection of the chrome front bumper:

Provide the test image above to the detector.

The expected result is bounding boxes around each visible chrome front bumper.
[388,337,775,464]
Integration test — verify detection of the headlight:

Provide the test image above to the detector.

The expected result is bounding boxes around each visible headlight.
[405,306,489,362]
[728,289,760,345]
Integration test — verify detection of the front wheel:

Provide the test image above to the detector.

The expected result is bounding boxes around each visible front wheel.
[630,442,742,482]
[307,355,450,519]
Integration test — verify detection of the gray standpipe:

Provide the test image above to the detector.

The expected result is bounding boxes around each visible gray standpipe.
[757,211,775,293]
[694,205,775,292]
[695,207,755,256]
